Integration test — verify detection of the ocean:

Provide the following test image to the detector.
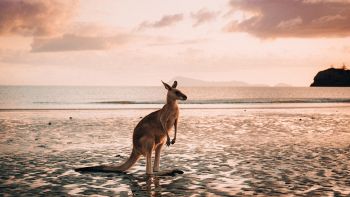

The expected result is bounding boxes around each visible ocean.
[0,86,350,109]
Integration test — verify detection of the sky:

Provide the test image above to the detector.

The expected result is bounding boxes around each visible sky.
[0,0,350,86]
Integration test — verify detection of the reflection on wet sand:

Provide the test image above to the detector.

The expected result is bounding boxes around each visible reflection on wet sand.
[77,168,184,196]
[122,174,172,196]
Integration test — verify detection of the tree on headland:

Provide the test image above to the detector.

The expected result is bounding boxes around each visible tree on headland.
[341,63,347,70]
[329,64,348,70]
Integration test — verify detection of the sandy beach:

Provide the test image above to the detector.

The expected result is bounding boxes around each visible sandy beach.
[1,106,350,196]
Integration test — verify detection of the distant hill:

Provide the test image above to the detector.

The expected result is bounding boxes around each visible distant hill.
[169,76,268,87]
[274,83,292,87]
[310,68,350,87]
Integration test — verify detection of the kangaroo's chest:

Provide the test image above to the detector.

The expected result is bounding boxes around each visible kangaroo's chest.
[167,111,178,127]
[161,108,179,131]
[166,113,177,128]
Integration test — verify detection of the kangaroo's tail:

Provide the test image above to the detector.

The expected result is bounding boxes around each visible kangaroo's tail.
[75,149,140,173]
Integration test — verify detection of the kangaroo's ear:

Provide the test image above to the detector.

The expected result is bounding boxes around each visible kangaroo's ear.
[172,81,177,88]
[161,80,171,90]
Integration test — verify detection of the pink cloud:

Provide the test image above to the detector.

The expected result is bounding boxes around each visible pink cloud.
[0,0,78,37]
[139,14,183,30]
[31,34,132,52]
[191,8,219,27]
[225,0,350,38]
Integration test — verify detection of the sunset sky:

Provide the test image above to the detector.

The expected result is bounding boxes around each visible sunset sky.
[0,0,350,86]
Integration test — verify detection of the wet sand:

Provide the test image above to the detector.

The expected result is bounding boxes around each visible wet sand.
[0,107,350,196]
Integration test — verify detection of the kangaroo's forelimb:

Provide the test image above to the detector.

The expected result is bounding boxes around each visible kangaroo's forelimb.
[171,119,178,144]
[160,116,171,146]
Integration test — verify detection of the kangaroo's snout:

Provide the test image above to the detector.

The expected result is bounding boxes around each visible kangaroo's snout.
[182,95,187,100]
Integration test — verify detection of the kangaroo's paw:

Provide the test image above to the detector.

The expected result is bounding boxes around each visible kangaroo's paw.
[171,139,176,144]
[166,138,171,146]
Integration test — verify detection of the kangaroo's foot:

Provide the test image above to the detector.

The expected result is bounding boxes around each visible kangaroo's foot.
[154,169,184,176]
[171,138,176,144]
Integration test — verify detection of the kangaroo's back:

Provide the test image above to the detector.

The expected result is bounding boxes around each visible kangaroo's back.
[133,110,163,147]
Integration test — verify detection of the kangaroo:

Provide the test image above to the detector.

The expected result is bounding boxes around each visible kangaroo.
[76,81,187,175]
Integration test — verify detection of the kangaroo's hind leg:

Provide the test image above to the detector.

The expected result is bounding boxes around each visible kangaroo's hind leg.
[153,143,164,172]
[146,150,153,175]
[142,137,155,175]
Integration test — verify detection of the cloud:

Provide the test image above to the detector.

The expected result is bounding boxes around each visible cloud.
[0,0,78,37]
[225,0,350,38]
[191,8,219,27]
[138,14,183,30]
[31,34,132,52]
[277,17,303,29]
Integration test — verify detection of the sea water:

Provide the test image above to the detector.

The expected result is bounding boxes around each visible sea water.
[0,86,350,109]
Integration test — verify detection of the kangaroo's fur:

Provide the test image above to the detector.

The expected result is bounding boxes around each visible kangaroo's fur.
[76,81,187,175]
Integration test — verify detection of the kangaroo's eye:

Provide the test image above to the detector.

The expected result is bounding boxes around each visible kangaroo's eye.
[175,91,181,96]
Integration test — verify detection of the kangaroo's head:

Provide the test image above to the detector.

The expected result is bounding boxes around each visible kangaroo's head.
[162,80,187,101]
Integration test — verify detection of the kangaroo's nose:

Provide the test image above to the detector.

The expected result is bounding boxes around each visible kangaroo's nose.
[183,95,187,100]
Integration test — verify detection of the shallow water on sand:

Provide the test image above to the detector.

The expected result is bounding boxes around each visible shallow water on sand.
[1,107,350,196]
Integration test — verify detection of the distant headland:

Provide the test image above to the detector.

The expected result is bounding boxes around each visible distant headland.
[310,67,350,87]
